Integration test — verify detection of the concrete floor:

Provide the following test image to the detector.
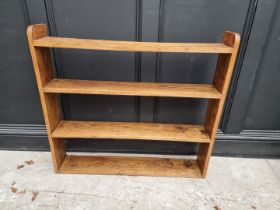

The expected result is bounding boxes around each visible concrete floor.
[0,151,279,210]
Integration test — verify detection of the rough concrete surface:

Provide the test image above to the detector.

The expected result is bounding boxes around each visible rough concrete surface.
[0,151,279,210]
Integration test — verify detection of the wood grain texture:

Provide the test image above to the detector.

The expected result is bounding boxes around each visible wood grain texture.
[43,79,222,99]
[198,31,240,177]
[33,36,233,53]
[52,121,211,143]
[59,155,203,178]
[27,24,65,171]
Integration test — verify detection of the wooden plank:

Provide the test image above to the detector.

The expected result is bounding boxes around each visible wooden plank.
[33,36,233,53]
[197,31,241,177]
[27,24,65,172]
[52,121,211,143]
[59,155,203,178]
[43,79,222,99]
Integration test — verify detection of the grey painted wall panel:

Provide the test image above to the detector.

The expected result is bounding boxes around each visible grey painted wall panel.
[244,1,280,130]
[0,0,43,124]
[225,0,277,133]
[50,0,139,121]
[139,0,160,122]
[155,0,250,124]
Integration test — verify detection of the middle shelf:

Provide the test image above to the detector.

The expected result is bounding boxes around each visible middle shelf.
[43,79,222,99]
[52,121,211,143]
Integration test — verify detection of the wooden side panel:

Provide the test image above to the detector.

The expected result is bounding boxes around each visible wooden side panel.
[198,32,240,177]
[27,24,65,171]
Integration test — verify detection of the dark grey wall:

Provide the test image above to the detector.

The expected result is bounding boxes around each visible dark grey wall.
[0,0,280,157]
[0,0,43,124]
[243,0,280,130]
[225,0,280,132]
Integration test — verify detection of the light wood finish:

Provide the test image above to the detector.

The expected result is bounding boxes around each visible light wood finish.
[52,121,210,143]
[33,37,233,53]
[27,23,240,178]
[59,155,202,178]
[27,24,65,172]
[44,79,222,99]
[197,32,240,177]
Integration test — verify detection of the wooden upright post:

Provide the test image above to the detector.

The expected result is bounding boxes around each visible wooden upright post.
[197,32,240,177]
[27,24,65,172]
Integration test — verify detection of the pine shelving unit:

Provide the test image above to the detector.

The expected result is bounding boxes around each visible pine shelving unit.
[27,24,240,178]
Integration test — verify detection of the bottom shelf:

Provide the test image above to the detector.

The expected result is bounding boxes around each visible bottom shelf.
[58,155,203,178]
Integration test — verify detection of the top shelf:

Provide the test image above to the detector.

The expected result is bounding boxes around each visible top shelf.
[33,37,234,54]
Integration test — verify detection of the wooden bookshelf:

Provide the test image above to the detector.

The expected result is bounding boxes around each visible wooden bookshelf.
[27,24,240,178]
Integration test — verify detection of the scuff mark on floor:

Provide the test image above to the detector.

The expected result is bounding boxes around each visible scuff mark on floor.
[31,192,39,202]
[16,165,24,170]
[25,160,34,165]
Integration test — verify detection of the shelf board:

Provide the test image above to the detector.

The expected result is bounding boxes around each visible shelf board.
[58,155,203,178]
[33,36,233,53]
[43,79,221,99]
[52,121,211,143]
